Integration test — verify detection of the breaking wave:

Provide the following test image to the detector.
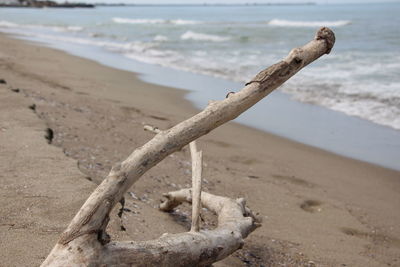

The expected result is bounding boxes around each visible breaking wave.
[112,17,200,25]
[0,20,18,27]
[153,35,169,42]
[281,54,400,130]
[268,19,351,27]
[0,20,83,32]
[181,31,230,42]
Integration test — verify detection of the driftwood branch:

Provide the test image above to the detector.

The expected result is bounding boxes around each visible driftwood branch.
[41,27,335,266]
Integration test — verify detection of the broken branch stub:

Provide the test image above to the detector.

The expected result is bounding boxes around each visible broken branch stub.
[41,28,335,266]
[145,124,203,232]
[189,141,203,232]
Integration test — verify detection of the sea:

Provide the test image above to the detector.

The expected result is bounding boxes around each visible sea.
[1,3,399,170]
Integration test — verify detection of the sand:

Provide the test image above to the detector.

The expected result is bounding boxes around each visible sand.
[0,32,399,267]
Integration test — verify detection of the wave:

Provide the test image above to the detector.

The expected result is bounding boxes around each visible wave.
[112,17,200,25]
[281,55,400,130]
[0,20,18,27]
[60,26,83,32]
[153,35,168,42]
[0,20,83,32]
[268,19,351,27]
[284,84,400,130]
[181,31,230,42]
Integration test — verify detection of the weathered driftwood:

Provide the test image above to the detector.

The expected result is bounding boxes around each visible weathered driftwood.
[41,27,335,266]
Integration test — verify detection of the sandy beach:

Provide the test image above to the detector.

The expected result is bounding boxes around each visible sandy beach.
[1,32,399,266]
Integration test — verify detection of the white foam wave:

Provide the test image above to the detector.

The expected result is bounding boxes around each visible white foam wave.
[281,56,400,131]
[51,25,84,32]
[0,20,18,27]
[181,31,230,42]
[153,35,168,42]
[173,19,200,25]
[268,19,351,27]
[320,92,400,131]
[0,27,156,55]
[64,26,84,32]
[0,20,83,32]
[112,17,199,25]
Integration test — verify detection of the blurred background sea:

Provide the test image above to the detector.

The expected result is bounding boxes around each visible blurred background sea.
[1,3,399,170]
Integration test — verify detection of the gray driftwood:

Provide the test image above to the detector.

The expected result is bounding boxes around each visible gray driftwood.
[41,27,335,266]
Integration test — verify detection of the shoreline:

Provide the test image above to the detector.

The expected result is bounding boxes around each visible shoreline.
[4,30,400,171]
[1,33,400,266]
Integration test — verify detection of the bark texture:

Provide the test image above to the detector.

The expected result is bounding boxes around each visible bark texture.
[41,27,335,266]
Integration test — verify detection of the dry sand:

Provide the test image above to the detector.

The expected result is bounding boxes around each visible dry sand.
[0,33,399,267]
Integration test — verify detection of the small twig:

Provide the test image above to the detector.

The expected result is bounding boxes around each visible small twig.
[145,125,203,232]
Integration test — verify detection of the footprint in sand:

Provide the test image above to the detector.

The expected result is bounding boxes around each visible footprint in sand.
[148,114,169,121]
[340,227,400,248]
[300,200,322,213]
[205,139,232,148]
[122,106,169,122]
[121,106,142,115]
[229,155,260,165]
[272,174,314,188]
[75,91,89,96]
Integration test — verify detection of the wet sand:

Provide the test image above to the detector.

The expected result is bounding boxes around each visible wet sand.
[0,33,399,266]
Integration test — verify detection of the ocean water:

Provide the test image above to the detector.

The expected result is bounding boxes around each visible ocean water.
[1,3,400,170]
